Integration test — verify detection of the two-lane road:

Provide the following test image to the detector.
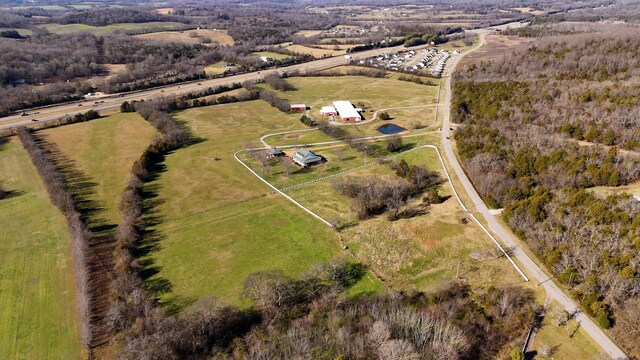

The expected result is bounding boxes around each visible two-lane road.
[440,32,628,360]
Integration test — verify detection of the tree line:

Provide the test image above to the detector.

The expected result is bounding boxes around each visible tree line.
[56,7,190,27]
[452,27,640,356]
[16,127,95,348]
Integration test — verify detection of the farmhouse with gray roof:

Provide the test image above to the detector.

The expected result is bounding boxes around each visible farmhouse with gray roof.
[291,148,322,167]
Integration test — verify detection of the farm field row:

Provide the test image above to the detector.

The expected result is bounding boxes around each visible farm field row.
[0,113,156,359]
[39,112,157,225]
[0,139,82,360]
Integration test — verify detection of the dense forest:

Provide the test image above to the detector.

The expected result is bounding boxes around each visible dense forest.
[452,28,640,356]
[0,0,614,114]
[56,7,190,26]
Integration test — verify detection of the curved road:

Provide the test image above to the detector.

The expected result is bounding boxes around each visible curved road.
[440,32,628,360]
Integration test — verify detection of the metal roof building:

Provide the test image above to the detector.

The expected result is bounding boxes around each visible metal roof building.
[332,100,361,122]
[291,148,322,167]
[321,106,337,116]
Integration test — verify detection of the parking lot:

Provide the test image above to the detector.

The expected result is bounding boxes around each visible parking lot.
[356,48,459,77]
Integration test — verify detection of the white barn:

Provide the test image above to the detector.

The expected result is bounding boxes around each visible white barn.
[332,100,361,122]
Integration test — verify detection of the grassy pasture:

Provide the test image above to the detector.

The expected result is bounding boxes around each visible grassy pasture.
[156,7,174,14]
[285,44,345,57]
[262,129,334,147]
[532,301,602,359]
[587,181,640,199]
[40,22,185,35]
[0,139,82,360]
[70,4,92,9]
[39,113,157,224]
[293,29,324,37]
[239,143,369,189]
[204,61,235,75]
[335,107,437,138]
[134,29,234,46]
[287,147,527,292]
[272,76,439,112]
[143,100,344,307]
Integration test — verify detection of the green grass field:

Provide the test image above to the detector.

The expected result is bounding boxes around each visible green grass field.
[587,181,640,199]
[69,4,93,9]
[0,139,82,360]
[261,129,334,147]
[240,144,369,189]
[39,113,157,225]
[286,147,526,292]
[143,100,344,307]
[39,22,185,35]
[273,76,439,112]
[532,301,602,359]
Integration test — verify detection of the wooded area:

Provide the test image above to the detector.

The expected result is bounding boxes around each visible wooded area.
[453,29,640,355]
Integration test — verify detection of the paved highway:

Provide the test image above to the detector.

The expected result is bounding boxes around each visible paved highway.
[440,31,628,360]
[0,44,419,131]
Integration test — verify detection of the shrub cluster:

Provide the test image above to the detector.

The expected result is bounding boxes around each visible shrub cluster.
[291,67,387,78]
[299,114,316,127]
[0,184,7,200]
[233,279,536,359]
[264,73,295,91]
[259,90,291,113]
[334,162,442,220]
[398,75,436,86]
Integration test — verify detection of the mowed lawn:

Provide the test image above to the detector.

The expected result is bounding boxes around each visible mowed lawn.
[39,113,157,224]
[145,100,341,306]
[0,139,82,359]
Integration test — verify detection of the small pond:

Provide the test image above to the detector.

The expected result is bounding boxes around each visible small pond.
[377,123,406,134]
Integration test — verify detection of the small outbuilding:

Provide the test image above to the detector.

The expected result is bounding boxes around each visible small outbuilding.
[321,106,338,117]
[290,104,306,112]
[291,148,322,167]
[268,147,284,158]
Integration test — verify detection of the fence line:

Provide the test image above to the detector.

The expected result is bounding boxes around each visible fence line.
[233,149,334,228]
[237,137,529,281]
